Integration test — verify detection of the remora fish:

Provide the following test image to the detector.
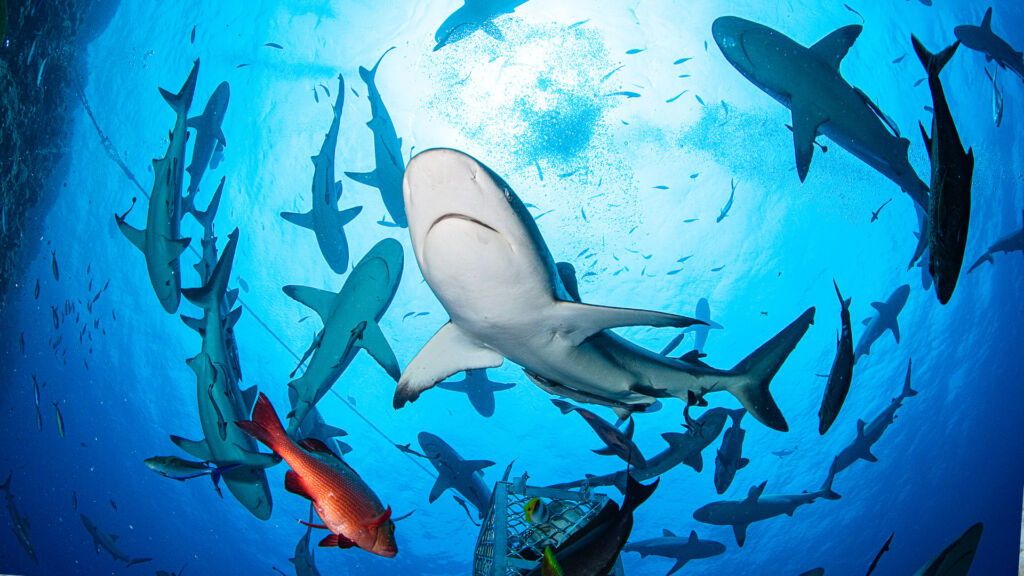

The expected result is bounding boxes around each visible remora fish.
[954,7,1024,82]
[911,522,983,576]
[52,401,65,438]
[526,475,658,576]
[985,68,1004,127]
[345,49,407,228]
[1,473,38,564]
[713,408,748,494]
[967,210,1024,272]
[115,60,199,313]
[717,179,737,223]
[173,230,280,520]
[623,529,726,575]
[394,148,814,431]
[551,399,647,468]
[281,74,362,274]
[413,431,493,519]
[183,81,230,213]
[79,513,152,566]
[833,360,917,474]
[818,280,854,434]
[854,284,910,360]
[237,393,398,557]
[284,239,403,435]
[433,0,529,51]
[143,456,241,498]
[693,463,840,546]
[913,37,974,305]
[436,369,516,417]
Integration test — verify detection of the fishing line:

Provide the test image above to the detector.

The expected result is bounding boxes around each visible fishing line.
[74,77,436,480]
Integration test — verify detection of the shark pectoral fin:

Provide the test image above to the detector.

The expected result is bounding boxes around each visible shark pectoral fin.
[733,523,749,547]
[338,205,363,226]
[668,558,690,575]
[554,301,704,346]
[280,210,314,230]
[863,450,878,463]
[809,24,862,70]
[592,446,618,456]
[393,322,503,408]
[181,315,204,334]
[481,21,505,41]
[282,285,336,323]
[165,236,192,263]
[790,100,828,182]
[116,218,147,253]
[170,435,213,461]
[345,170,379,188]
[919,122,932,151]
[855,419,866,439]
[357,322,401,381]
[888,318,901,344]
[738,458,750,469]
[862,317,872,326]
[682,451,703,472]
[428,472,452,503]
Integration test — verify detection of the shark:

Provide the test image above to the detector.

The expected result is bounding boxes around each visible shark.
[115,59,199,314]
[346,49,407,228]
[713,408,749,494]
[183,81,229,214]
[854,284,910,361]
[833,359,917,474]
[548,407,731,492]
[551,399,647,468]
[623,529,726,576]
[173,230,280,520]
[284,238,403,435]
[954,7,1024,82]
[393,148,815,432]
[436,369,516,417]
[289,386,353,455]
[661,298,724,356]
[693,462,840,546]
[912,522,983,576]
[818,280,854,434]
[433,0,530,51]
[79,513,152,567]
[408,431,493,519]
[914,37,974,305]
[967,210,1024,272]
[282,74,362,275]
[1,473,37,564]
[712,17,929,211]
[291,504,322,576]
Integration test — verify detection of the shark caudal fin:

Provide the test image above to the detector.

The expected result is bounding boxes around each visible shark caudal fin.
[912,35,959,79]
[358,47,395,86]
[967,252,994,273]
[158,59,200,116]
[191,176,225,231]
[236,393,289,455]
[623,474,659,514]
[817,460,841,501]
[901,359,918,398]
[182,228,239,310]
[726,307,815,431]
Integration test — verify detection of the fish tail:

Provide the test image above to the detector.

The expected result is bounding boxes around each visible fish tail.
[912,35,959,78]
[622,474,658,513]
[818,459,841,501]
[182,228,238,311]
[236,393,290,455]
[360,46,395,84]
[901,359,918,398]
[158,59,200,116]
[726,307,816,432]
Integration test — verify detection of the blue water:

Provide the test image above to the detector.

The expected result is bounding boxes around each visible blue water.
[2,1,1022,574]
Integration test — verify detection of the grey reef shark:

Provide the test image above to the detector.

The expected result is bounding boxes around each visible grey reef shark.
[281,74,362,275]
[833,360,916,474]
[914,36,974,305]
[854,284,910,361]
[624,529,726,576]
[183,81,229,216]
[911,522,983,576]
[437,369,516,417]
[284,238,403,436]
[173,230,281,520]
[967,210,1024,272]
[954,7,1024,82]
[1,473,37,564]
[393,148,815,433]
[79,513,152,567]
[713,408,748,494]
[660,297,724,356]
[346,49,407,228]
[712,17,932,262]
[693,462,840,546]
[116,59,199,314]
[399,431,493,519]
[548,407,731,492]
[433,0,530,51]
[818,281,854,434]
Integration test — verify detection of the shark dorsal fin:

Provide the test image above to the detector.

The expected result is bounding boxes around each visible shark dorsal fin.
[556,261,582,302]
[663,528,676,538]
[870,301,886,313]
[745,481,767,503]
[856,419,866,438]
[241,385,258,412]
[282,285,336,323]
[981,7,993,30]
[810,25,863,70]
[688,530,699,543]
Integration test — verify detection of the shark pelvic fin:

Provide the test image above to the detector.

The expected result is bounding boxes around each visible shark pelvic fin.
[338,205,362,226]
[394,322,503,408]
[810,25,862,70]
[282,285,335,323]
[554,301,705,346]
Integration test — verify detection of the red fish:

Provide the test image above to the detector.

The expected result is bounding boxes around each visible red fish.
[236,393,397,557]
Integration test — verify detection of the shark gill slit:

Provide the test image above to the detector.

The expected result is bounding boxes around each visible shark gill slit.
[78,83,438,482]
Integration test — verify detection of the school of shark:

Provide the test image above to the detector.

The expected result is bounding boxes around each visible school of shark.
[2,1,1021,575]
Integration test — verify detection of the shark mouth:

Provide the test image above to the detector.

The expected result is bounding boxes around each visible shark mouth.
[427,213,501,238]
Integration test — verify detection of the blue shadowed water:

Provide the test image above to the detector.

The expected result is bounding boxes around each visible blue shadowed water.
[1,1,1023,575]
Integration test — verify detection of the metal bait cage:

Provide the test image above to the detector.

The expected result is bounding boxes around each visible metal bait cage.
[473,472,626,576]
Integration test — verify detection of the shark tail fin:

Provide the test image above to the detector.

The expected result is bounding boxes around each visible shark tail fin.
[127,558,153,567]
[726,307,816,432]
[902,360,918,398]
[818,459,841,501]
[912,35,959,79]
[967,252,994,274]
[236,393,289,455]
[193,177,226,232]
[622,474,659,514]
[359,47,396,84]
[182,229,239,310]
[158,59,200,116]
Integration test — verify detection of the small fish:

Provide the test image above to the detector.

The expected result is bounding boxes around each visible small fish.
[51,306,58,329]
[653,185,669,190]
[144,456,242,498]
[666,90,688,103]
[628,225,639,234]
[674,57,692,65]
[683,218,699,223]
[866,533,895,576]
[109,499,117,511]
[264,42,284,49]
[414,312,430,318]
[843,4,865,23]
[238,277,250,293]
[567,19,590,29]
[666,268,684,275]
[690,172,700,179]
[190,25,196,44]
[695,94,706,106]
[51,251,59,281]
[577,248,590,258]
[621,120,630,125]
[704,40,708,52]
[711,265,726,272]
[608,91,641,98]
[313,87,319,103]
[535,160,544,181]
[870,198,893,222]
[600,65,625,82]
[581,208,588,221]
[913,77,926,87]
[37,56,48,86]
[626,48,646,55]
[534,209,554,220]
[892,53,906,64]
[558,170,578,179]
[236,63,250,69]
[319,83,330,97]
[403,312,415,321]
[52,402,65,438]
[677,74,691,79]
[351,87,360,98]
[34,279,39,299]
